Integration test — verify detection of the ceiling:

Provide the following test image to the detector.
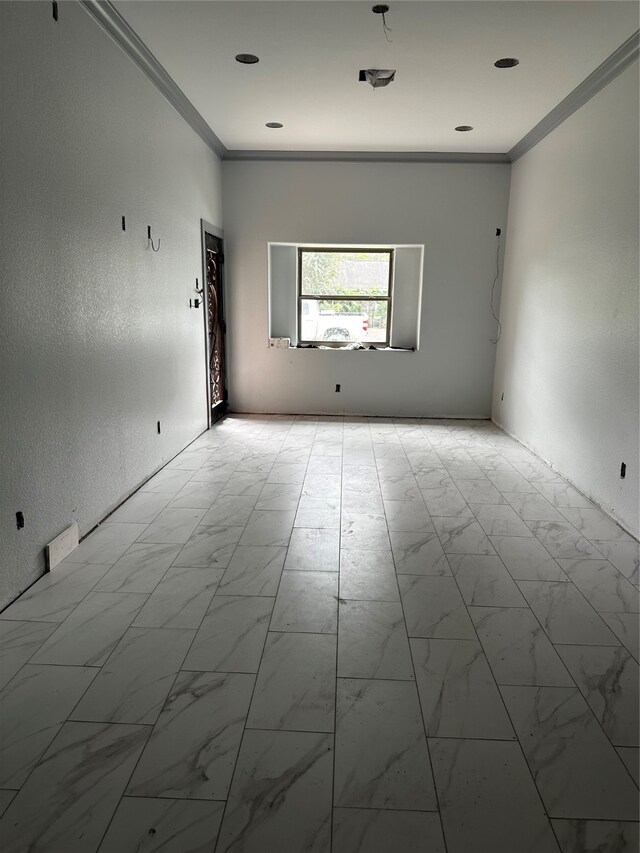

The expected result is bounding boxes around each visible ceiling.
[113,1,639,154]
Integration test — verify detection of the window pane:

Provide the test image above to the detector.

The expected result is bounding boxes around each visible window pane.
[300,299,388,344]
[300,251,390,297]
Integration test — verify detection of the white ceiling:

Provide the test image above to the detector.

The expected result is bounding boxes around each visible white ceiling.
[113,1,639,153]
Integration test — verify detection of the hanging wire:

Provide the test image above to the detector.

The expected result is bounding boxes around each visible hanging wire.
[149,236,160,252]
[489,235,502,344]
[381,9,392,42]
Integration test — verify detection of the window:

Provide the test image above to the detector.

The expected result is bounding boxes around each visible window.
[298,248,393,346]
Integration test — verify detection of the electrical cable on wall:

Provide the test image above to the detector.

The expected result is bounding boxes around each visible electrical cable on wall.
[489,232,502,344]
[372,5,393,42]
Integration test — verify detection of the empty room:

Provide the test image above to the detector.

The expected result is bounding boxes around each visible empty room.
[0,1,638,851]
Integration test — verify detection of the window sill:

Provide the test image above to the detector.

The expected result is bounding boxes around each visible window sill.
[283,345,417,352]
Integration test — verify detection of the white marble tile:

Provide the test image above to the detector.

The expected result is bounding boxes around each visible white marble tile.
[184,595,273,673]
[334,679,436,810]
[551,819,639,853]
[332,809,445,853]
[32,591,147,666]
[285,527,340,571]
[486,470,539,493]
[399,575,475,639]
[341,515,390,551]
[277,447,312,466]
[173,525,243,568]
[471,503,534,537]
[470,606,574,686]
[236,452,277,474]
[0,664,97,788]
[239,509,295,547]
[559,506,632,541]
[383,499,433,532]
[190,463,238,483]
[455,479,507,504]
[555,644,639,747]
[220,472,267,495]
[421,486,474,518]
[109,490,174,523]
[64,522,148,564]
[168,479,224,509]
[98,798,225,853]
[447,554,528,606]
[267,463,307,485]
[589,539,639,585]
[413,468,454,490]
[215,729,333,853]
[616,747,639,786]
[342,492,385,522]
[270,571,338,633]
[516,581,620,645]
[141,468,194,494]
[411,638,515,738]
[0,620,58,691]
[200,494,258,527]
[502,685,639,819]
[302,472,341,499]
[338,600,414,679]
[218,545,285,596]
[533,482,593,507]
[379,475,422,502]
[490,535,568,581]
[432,516,496,555]
[294,496,341,528]
[0,790,16,819]
[503,492,565,521]
[95,542,181,593]
[429,738,559,853]
[127,671,254,799]
[512,461,563,483]
[247,632,336,732]
[255,482,302,511]
[601,612,640,661]
[389,530,451,575]
[0,560,112,623]
[339,549,398,601]
[138,508,205,545]
[0,722,149,852]
[526,520,604,559]
[132,566,223,629]
[557,558,639,612]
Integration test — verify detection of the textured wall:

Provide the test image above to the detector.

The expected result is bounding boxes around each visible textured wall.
[493,63,639,536]
[222,160,510,417]
[0,1,222,607]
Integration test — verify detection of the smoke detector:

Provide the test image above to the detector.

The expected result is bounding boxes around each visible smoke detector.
[359,69,396,88]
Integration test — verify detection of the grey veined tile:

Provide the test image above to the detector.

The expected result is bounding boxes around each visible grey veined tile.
[591,539,639,585]
[551,819,639,853]
[138,508,205,545]
[339,549,398,601]
[501,685,639,819]
[270,571,338,633]
[108,490,173,524]
[127,671,254,800]
[383,499,433,531]
[555,644,639,747]
[255,482,302,511]
[471,503,534,537]
[183,595,273,673]
[429,738,559,853]
[169,479,224,509]
[32,591,147,666]
[200,494,257,527]
[559,506,633,541]
[0,620,58,691]
[285,527,340,571]
[432,516,496,555]
[389,530,451,576]
[141,468,194,494]
[447,554,527,606]
[70,627,194,725]
[398,575,475,639]
[601,613,640,661]
[470,606,574,687]
[534,482,593,508]
[455,478,507,505]
[0,560,112,622]
[341,515,391,551]
[557,558,639,613]
[616,747,639,786]
[490,536,568,581]
[295,496,340,528]
[95,542,181,593]
[526,520,604,559]
[132,566,223,629]
[337,600,414,679]
[410,637,515,738]
[66,522,148,564]
[0,664,97,788]
[215,729,333,853]
[218,545,286,596]
[0,722,148,853]
[239,509,295,547]
[173,525,243,568]
[516,581,620,646]
[247,632,336,732]
[0,790,16,819]
[98,798,225,853]
[332,809,445,853]
[334,679,437,810]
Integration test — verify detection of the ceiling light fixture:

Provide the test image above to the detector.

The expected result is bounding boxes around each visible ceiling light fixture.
[372,4,392,42]
[455,125,473,132]
[359,69,396,88]
[235,53,259,64]
[266,122,283,128]
[494,57,519,68]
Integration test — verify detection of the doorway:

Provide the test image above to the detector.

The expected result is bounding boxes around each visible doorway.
[201,221,227,426]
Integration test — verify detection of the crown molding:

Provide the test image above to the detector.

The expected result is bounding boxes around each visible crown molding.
[80,0,227,158]
[510,29,639,162]
[222,150,510,164]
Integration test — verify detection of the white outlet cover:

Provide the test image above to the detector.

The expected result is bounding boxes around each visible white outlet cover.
[46,522,79,571]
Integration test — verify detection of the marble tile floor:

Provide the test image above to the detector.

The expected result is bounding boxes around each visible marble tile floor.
[0,414,638,853]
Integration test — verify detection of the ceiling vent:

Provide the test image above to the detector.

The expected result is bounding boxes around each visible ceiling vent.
[359,69,396,88]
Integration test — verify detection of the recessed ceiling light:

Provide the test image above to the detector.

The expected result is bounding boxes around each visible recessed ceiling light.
[235,53,259,64]
[455,125,473,132]
[494,58,519,68]
[266,122,283,129]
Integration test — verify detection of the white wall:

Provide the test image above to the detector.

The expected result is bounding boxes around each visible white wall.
[0,1,222,607]
[493,63,639,536]
[222,160,510,417]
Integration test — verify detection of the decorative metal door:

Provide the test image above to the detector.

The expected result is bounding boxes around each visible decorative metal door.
[205,232,227,421]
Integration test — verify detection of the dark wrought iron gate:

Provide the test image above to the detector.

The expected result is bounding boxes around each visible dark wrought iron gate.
[204,231,227,422]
